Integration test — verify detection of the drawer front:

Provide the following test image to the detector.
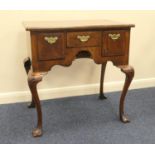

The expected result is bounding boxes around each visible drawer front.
[67,31,101,48]
[102,30,129,57]
[37,32,65,61]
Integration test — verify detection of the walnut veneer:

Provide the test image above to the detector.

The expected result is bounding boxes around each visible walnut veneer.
[23,20,135,137]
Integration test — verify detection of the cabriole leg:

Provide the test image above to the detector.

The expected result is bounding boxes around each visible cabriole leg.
[117,65,134,123]
[28,72,43,137]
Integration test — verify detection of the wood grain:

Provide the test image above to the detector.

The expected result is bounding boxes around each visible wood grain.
[24,20,135,137]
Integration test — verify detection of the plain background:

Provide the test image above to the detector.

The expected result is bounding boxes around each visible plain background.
[0,11,155,103]
[0,10,155,104]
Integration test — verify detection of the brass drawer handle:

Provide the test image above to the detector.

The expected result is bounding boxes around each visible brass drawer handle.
[77,35,90,42]
[108,34,120,40]
[44,36,58,44]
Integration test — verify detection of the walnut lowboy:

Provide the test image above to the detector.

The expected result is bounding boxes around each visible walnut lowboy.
[23,20,135,137]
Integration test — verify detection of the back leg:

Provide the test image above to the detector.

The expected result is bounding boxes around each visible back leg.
[99,62,107,99]
[23,57,35,108]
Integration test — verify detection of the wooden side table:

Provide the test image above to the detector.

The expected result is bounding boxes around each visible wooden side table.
[23,20,135,137]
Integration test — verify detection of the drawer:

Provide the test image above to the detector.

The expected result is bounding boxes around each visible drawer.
[37,32,65,61]
[102,30,129,57]
[67,31,101,48]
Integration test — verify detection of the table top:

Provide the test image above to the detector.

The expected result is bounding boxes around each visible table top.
[23,20,135,31]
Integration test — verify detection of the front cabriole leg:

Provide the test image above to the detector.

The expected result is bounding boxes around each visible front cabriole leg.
[23,57,35,108]
[28,71,43,137]
[117,65,134,123]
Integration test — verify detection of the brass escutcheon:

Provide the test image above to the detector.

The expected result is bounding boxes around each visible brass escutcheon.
[77,35,90,42]
[44,36,58,44]
[108,34,121,40]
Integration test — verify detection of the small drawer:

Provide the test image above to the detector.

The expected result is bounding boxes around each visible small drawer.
[102,30,129,57]
[37,32,65,61]
[67,31,101,48]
